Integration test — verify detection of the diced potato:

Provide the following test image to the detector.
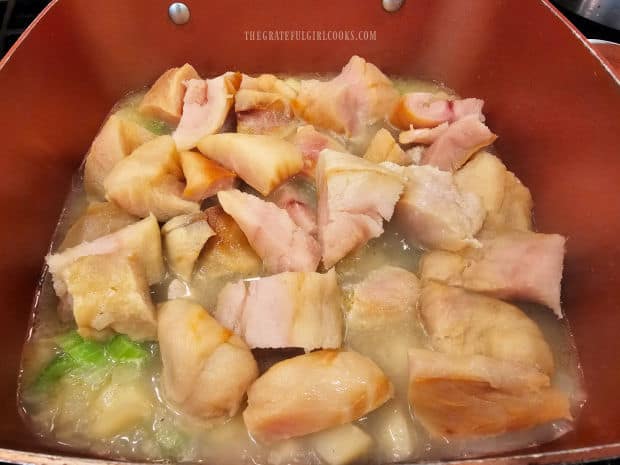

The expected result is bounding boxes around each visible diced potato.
[162,213,215,281]
[104,135,199,221]
[308,424,373,465]
[363,128,409,165]
[179,150,237,201]
[59,201,138,251]
[369,405,417,462]
[454,151,507,213]
[84,114,155,199]
[139,63,200,125]
[61,254,157,341]
[90,381,154,437]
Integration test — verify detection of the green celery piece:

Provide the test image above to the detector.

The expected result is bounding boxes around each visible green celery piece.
[64,339,107,366]
[55,330,83,352]
[34,353,77,391]
[145,119,172,135]
[154,421,188,455]
[106,335,150,364]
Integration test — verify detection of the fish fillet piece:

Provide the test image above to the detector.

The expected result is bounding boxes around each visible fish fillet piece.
[104,135,199,221]
[390,92,485,130]
[317,149,406,268]
[47,214,165,296]
[268,179,317,236]
[454,151,508,213]
[215,268,342,351]
[84,114,155,199]
[191,206,262,309]
[292,56,399,137]
[399,122,449,145]
[235,74,298,138]
[348,266,420,329]
[243,349,393,443]
[61,254,157,341]
[419,281,554,374]
[162,213,215,281]
[363,128,411,165]
[217,189,320,273]
[484,171,533,232]
[158,299,258,420]
[173,72,241,150]
[393,164,485,251]
[197,133,303,196]
[58,201,138,251]
[179,150,236,201]
[290,125,347,177]
[408,349,571,438]
[418,231,566,316]
[138,63,200,125]
[421,115,497,172]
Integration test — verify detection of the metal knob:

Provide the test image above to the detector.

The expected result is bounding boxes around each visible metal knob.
[382,0,405,13]
[168,2,190,25]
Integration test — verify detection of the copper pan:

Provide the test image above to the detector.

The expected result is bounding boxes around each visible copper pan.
[0,0,619,463]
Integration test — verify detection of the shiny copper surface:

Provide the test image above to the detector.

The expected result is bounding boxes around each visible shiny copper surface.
[0,0,618,462]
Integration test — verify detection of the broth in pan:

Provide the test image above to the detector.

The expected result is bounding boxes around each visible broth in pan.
[19,56,585,464]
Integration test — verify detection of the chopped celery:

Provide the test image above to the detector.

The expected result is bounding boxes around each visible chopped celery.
[34,354,77,390]
[154,420,188,456]
[32,330,153,391]
[106,335,150,364]
[145,119,172,135]
[64,339,107,366]
[55,330,83,352]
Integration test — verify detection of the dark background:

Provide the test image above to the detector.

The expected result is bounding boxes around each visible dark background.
[0,1,618,465]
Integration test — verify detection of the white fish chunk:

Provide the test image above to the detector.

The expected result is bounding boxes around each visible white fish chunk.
[158,299,258,420]
[268,179,317,236]
[408,349,571,438]
[290,125,347,177]
[243,349,393,443]
[390,92,485,130]
[364,128,411,165]
[418,231,566,317]
[197,133,303,196]
[58,201,138,252]
[292,56,399,137]
[47,214,165,297]
[419,281,554,374]
[84,114,155,199]
[421,115,497,172]
[398,122,449,145]
[393,164,485,251]
[191,206,262,309]
[348,266,420,329]
[61,254,157,341]
[484,171,534,232]
[217,189,320,273]
[179,150,236,202]
[138,63,200,125]
[104,135,199,221]
[173,72,241,150]
[317,149,406,268]
[162,213,215,281]
[215,268,342,351]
